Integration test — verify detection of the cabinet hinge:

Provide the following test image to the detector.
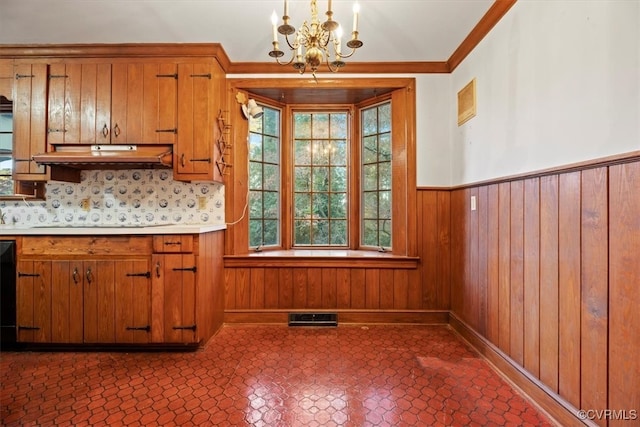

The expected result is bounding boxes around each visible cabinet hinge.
[15,74,34,80]
[172,266,197,273]
[126,325,151,332]
[156,73,178,79]
[155,128,178,134]
[18,325,41,330]
[49,74,69,79]
[190,73,211,79]
[48,128,67,134]
[18,272,40,277]
[172,325,197,331]
[126,272,151,278]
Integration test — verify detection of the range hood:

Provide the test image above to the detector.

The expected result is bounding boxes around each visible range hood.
[33,144,173,182]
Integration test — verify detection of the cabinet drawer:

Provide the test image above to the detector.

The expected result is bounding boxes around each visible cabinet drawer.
[20,236,152,257]
[153,235,194,253]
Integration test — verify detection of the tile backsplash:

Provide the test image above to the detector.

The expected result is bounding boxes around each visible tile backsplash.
[0,169,225,227]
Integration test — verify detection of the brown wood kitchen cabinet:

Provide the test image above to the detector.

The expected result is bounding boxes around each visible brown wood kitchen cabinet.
[17,236,153,345]
[14,230,224,348]
[47,61,178,145]
[174,61,225,183]
[150,232,225,345]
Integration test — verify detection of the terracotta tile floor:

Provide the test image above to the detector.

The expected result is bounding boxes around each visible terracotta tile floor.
[1,325,555,426]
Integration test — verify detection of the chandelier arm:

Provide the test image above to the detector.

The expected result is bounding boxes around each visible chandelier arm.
[283,33,297,51]
[274,52,297,67]
[335,47,359,60]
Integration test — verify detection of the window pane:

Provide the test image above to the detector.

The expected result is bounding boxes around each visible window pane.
[363,135,377,164]
[363,164,378,191]
[249,220,263,247]
[249,192,262,217]
[312,167,329,191]
[330,167,347,192]
[249,162,263,190]
[312,220,329,245]
[330,193,347,218]
[295,220,311,245]
[264,136,279,163]
[361,101,392,249]
[313,193,329,219]
[264,164,279,191]
[330,113,347,139]
[263,220,279,246]
[312,114,329,139]
[249,133,262,161]
[294,114,311,138]
[294,193,311,218]
[330,220,347,245]
[332,140,347,165]
[295,140,311,165]
[264,191,279,218]
[295,166,311,192]
[264,107,279,136]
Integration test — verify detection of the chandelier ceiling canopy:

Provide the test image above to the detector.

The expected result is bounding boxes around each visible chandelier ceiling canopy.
[269,0,363,77]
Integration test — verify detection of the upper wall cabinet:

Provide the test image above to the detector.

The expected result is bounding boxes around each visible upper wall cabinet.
[47,62,178,145]
[175,61,225,183]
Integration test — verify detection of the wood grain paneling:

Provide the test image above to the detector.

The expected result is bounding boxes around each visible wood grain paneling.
[609,162,640,426]
[448,155,639,425]
[509,181,524,366]
[498,182,511,354]
[539,175,559,392]
[580,167,608,426]
[523,178,540,378]
[558,172,581,407]
[486,184,500,346]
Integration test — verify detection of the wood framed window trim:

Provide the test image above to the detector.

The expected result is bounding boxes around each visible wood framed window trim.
[225,78,417,260]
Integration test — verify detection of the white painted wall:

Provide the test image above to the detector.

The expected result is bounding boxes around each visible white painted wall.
[449,0,640,186]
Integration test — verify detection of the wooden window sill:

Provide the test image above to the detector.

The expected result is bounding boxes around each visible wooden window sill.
[224,250,420,269]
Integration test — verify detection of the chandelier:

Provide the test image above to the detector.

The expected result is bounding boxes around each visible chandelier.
[269,0,363,77]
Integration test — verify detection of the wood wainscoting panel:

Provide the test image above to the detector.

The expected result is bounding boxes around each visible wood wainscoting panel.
[539,174,560,392]
[523,177,541,378]
[498,182,511,355]
[608,162,640,426]
[509,180,525,367]
[558,172,582,408]
[580,167,609,424]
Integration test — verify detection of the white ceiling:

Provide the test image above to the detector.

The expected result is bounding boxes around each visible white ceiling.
[0,0,495,64]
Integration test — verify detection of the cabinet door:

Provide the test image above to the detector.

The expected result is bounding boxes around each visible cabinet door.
[111,63,178,145]
[50,260,84,343]
[16,260,51,342]
[47,63,82,144]
[152,254,197,343]
[13,63,48,178]
[175,62,224,182]
[114,259,151,344]
[82,260,116,343]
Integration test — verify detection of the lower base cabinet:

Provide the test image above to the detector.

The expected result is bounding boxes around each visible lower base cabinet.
[15,231,223,348]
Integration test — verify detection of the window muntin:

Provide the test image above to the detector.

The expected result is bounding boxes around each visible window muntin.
[248,105,281,249]
[361,102,392,249]
[293,112,348,247]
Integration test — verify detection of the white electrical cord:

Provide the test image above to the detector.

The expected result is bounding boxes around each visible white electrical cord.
[225,118,252,227]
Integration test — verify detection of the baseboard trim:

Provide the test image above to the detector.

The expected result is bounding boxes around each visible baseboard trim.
[224,309,450,325]
[448,313,597,427]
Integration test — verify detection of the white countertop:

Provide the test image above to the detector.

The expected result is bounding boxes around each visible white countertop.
[0,223,226,236]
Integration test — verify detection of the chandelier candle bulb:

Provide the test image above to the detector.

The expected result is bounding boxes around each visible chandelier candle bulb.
[328,0,332,12]
[284,0,289,17]
[353,3,360,32]
[271,11,278,42]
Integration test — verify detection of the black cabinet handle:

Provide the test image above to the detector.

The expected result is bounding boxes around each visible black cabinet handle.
[190,158,211,163]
